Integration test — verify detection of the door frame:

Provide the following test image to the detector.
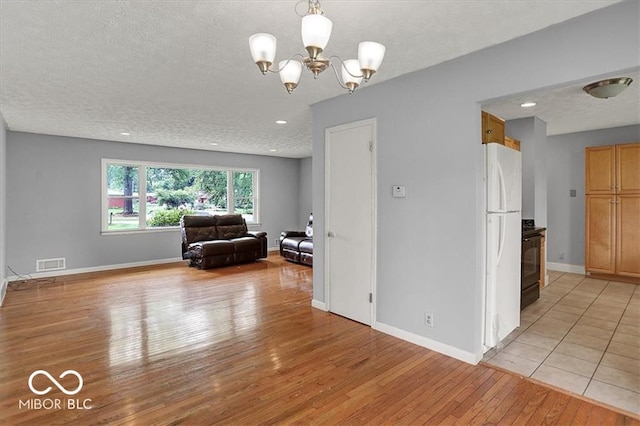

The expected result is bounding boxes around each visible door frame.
[324,117,378,327]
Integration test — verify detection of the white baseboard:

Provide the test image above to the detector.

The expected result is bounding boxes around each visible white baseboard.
[267,246,280,252]
[0,278,7,307]
[6,257,184,282]
[311,299,328,311]
[374,322,480,365]
[547,262,586,275]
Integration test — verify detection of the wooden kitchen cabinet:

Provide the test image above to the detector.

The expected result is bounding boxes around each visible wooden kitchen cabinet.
[482,111,505,144]
[585,195,616,274]
[585,145,615,194]
[617,143,640,194]
[616,195,640,277]
[504,136,521,152]
[585,143,640,279]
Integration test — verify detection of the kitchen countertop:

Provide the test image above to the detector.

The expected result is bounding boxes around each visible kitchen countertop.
[522,227,546,238]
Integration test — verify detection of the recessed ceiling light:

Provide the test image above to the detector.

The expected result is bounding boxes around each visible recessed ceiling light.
[275,120,287,124]
[120,132,131,136]
[520,102,537,108]
[269,149,277,152]
[210,143,218,146]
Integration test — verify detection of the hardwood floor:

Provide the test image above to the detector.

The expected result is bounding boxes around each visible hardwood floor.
[0,253,638,425]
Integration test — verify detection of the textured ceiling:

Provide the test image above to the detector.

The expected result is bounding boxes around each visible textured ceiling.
[0,0,629,158]
[483,70,639,136]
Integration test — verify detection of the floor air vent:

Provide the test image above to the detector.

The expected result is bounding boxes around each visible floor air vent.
[36,258,66,272]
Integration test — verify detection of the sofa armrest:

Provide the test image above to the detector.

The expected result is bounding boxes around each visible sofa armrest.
[247,231,267,239]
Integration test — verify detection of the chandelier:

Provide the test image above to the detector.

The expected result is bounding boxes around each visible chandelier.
[249,0,386,94]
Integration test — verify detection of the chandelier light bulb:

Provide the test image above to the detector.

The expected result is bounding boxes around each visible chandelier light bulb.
[342,59,363,94]
[358,41,386,81]
[279,60,303,94]
[249,33,277,74]
[301,14,332,60]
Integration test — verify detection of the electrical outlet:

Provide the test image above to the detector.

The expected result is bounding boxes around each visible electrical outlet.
[425,312,434,327]
[274,238,280,247]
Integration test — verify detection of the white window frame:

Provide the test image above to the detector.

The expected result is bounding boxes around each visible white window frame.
[101,159,260,234]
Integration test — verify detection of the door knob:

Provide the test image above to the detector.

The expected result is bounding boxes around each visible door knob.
[327,231,336,238]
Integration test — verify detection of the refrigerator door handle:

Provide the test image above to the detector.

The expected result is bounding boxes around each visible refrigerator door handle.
[497,214,506,265]
[498,161,507,212]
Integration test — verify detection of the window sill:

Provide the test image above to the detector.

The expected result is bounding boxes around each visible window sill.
[101,227,180,236]
[102,222,262,236]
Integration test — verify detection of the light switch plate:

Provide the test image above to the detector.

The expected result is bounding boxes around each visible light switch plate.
[393,185,406,198]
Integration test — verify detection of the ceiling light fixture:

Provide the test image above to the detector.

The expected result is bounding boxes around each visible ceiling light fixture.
[520,101,537,108]
[583,77,633,99]
[249,0,385,95]
[275,120,287,124]
[120,132,130,136]
[210,143,219,146]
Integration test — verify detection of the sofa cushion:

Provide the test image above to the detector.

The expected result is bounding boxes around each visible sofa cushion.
[299,239,313,254]
[217,224,247,239]
[215,214,247,239]
[185,226,218,243]
[282,236,305,251]
[230,237,262,252]
[181,215,218,243]
[190,240,235,257]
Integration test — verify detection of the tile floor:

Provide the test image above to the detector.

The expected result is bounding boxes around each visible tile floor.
[483,271,640,415]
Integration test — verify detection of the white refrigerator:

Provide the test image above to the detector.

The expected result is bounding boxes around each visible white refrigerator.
[484,143,522,349]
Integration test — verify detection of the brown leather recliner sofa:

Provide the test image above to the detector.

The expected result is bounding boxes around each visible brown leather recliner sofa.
[181,214,267,269]
[279,214,313,266]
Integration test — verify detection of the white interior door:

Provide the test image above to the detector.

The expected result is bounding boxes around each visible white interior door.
[326,119,375,326]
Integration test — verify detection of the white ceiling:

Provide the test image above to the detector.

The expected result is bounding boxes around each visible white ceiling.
[483,70,639,136]
[0,0,632,158]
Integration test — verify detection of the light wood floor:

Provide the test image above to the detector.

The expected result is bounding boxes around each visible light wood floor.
[1,254,638,425]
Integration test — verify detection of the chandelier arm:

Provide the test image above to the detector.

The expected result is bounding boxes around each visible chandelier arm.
[328,55,364,79]
[267,53,306,73]
[328,61,350,91]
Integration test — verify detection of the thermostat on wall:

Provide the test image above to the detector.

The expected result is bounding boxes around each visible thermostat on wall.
[393,185,406,198]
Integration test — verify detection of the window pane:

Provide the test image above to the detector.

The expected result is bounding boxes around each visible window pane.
[233,171,254,222]
[234,197,254,222]
[107,198,140,231]
[194,170,228,213]
[146,167,196,228]
[107,164,139,197]
[107,164,140,230]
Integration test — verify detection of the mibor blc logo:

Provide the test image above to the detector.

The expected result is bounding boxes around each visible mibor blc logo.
[19,370,92,410]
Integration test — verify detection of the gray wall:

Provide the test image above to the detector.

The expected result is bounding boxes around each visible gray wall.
[547,124,640,267]
[6,132,303,275]
[506,117,548,225]
[0,115,6,300]
[298,156,312,228]
[312,2,639,359]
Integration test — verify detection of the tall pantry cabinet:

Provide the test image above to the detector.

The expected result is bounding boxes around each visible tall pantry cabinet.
[585,143,640,278]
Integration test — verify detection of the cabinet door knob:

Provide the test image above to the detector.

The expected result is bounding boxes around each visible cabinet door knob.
[486,129,493,134]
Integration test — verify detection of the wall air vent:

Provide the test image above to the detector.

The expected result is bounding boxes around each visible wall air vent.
[36,258,66,272]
